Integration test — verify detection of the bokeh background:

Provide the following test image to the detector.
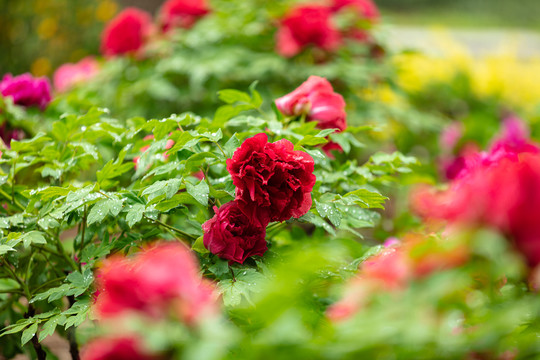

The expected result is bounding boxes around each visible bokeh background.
[2,0,539,76]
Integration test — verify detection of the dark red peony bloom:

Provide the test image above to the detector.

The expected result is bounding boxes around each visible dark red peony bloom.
[81,336,156,360]
[276,76,347,157]
[94,242,218,323]
[53,57,100,93]
[276,5,341,57]
[100,7,153,56]
[0,73,51,110]
[202,201,268,264]
[159,0,210,31]
[226,133,316,224]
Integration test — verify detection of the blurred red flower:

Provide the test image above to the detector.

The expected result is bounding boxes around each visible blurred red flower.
[159,0,210,31]
[94,242,219,324]
[276,5,341,57]
[0,73,51,110]
[53,57,100,93]
[101,8,154,57]
[81,336,156,360]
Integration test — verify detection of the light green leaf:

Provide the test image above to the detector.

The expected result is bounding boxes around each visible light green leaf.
[186,180,209,206]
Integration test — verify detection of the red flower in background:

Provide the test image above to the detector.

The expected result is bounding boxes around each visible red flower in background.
[414,118,540,267]
[53,57,100,93]
[203,201,268,264]
[0,73,51,110]
[327,234,469,322]
[159,0,210,31]
[276,5,341,57]
[101,8,153,56]
[81,336,156,360]
[94,242,219,324]
[276,76,347,157]
[331,0,380,22]
[226,133,316,224]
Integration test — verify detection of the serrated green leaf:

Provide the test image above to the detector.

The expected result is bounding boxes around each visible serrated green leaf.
[126,204,145,227]
[186,180,209,206]
[224,134,240,157]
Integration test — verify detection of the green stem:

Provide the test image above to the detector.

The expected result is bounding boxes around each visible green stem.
[143,215,196,242]
[32,277,64,294]
[214,141,228,159]
[0,187,25,211]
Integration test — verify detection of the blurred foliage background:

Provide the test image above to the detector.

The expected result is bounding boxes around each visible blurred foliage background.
[1,0,540,77]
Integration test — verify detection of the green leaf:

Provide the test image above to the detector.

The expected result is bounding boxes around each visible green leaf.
[192,236,209,254]
[21,231,47,248]
[126,204,146,227]
[38,315,65,342]
[87,199,109,225]
[186,180,209,206]
[224,134,241,157]
[294,135,328,149]
[218,89,252,104]
[0,320,32,336]
[315,200,342,227]
[21,322,38,346]
[343,188,387,209]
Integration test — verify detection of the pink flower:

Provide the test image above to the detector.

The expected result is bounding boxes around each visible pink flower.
[414,151,540,267]
[276,76,347,131]
[441,117,539,180]
[100,8,153,57]
[53,57,100,93]
[0,73,51,110]
[94,242,219,324]
[203,201,268,264]
[159,0,210,31]
[81,336,156,360]
[276,76,347,157]
[226,133,316,224]
[276,5,341,57]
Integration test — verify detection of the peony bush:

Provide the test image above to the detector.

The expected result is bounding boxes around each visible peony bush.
[1,0,540,359]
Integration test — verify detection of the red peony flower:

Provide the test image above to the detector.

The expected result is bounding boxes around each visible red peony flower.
[81,336,156,360]
[276,76,347,131]
[0,73,51,110]
[100,8,153,57]
[53,57,100,93]
[203,201,268,264]
[94,242,219,323]
[276,5,341,57]
[276,76,347,157]
[226,133,316,224]
[159,0,210,31]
